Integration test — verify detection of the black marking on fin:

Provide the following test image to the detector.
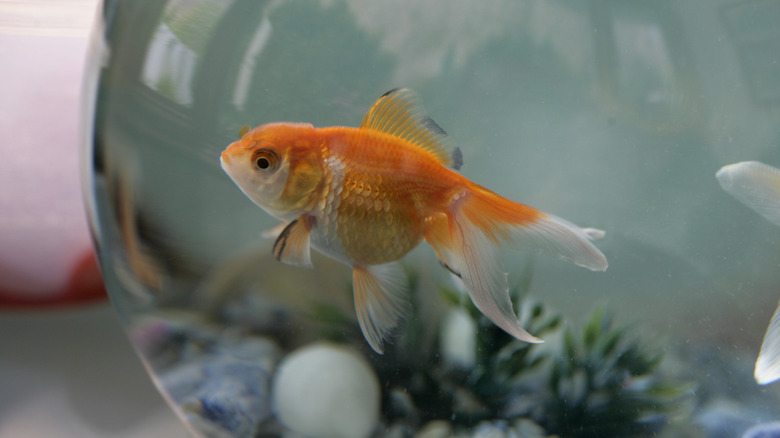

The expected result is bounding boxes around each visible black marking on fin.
[365,88,461,169]
[381,88,401,98]
[420,116,447,137]
[451,147,463,170]
[272,219,298,261]
[440,261,462,279]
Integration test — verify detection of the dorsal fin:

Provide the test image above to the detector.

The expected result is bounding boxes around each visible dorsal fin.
[361,88,462,170]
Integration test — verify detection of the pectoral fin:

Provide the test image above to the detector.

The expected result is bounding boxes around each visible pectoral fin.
[272,216,314,267]
[352,263,411,354]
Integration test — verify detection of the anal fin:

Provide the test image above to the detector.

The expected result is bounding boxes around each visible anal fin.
[352,263,411,354]
[433,212,542,344]
[272,216,314,267]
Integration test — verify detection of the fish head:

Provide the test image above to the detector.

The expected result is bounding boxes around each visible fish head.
[220,122,323,220]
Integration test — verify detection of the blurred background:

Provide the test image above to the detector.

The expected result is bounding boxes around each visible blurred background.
[0,1,186,435]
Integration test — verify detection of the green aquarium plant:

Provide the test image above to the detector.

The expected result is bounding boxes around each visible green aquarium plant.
[311,265,694,436]
[540,307,695,437]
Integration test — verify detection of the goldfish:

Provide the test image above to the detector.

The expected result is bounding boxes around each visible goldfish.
[221,88,607,353]
[717,161,780,384]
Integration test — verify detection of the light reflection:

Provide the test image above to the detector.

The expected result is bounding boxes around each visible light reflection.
[141,0,232,106]
[232,16,273,110]
[142,21,198,105]
[721,0,780,105]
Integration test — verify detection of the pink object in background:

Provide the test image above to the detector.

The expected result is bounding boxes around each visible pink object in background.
[0,1,106,308]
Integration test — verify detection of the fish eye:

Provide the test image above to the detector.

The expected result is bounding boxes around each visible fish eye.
[252,149,279,172]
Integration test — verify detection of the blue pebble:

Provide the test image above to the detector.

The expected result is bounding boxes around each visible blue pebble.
[742,422,780,438]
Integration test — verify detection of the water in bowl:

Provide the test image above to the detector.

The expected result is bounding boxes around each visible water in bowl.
[85,1,780,436]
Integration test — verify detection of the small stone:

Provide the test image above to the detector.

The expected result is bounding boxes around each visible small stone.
[512,418,548,438]
[417,420,453,438]
[471,420,509,438]
[696,398,762,438]
[387,389,418,421]
[742,422,780,438]
[158,333,281,436]
[272,342,380,438]
[194,361,271,436]
[385,423,414,438]
[441,308,477,369]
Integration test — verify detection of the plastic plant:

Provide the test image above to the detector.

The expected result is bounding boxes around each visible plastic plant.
[540,307,695,437]
[311,266,694,436]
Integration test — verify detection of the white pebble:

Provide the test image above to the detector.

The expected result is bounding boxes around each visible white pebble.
[417,420,453,438]
[272,343,380,438]
[441,308,477,369]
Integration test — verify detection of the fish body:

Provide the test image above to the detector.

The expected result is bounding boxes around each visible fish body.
[717,161,780,384]
[221,89,607,353]
[287,125,455,266]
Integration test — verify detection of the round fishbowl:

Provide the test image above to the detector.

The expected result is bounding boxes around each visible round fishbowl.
[84,1,780,437]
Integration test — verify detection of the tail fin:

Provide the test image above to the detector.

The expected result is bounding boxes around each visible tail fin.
[460,186,607,271]
[424,186,607,343]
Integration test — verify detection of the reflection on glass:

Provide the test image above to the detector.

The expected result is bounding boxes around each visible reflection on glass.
[86,1,780,437]
[232,15,272,110]
[590,1,705,133]
[721,0,780,105]
[142,0,232,105]
[614,19,674,105]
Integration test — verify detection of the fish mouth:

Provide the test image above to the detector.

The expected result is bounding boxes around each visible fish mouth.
[220,150,231,168]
